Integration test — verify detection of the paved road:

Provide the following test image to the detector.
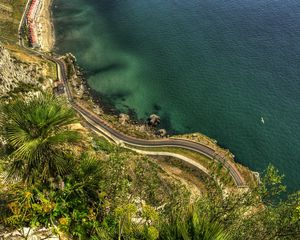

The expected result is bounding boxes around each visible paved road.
[18,4,246,187]
[55,57,246,187]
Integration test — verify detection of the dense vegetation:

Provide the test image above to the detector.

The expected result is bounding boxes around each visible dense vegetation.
[0,93,299,239]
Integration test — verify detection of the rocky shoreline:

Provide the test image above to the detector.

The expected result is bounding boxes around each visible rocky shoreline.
[62,54,259,188]
[43,0,257,183]
[24,0,166,139]
[61,53,167,139]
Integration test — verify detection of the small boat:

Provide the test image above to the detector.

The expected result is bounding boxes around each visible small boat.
[261,117,265,124]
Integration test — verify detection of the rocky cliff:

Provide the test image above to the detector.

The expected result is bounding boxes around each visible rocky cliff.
[0,44,41,95]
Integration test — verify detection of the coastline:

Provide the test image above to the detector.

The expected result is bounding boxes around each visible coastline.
[40,0,165,134]
[38,0,256,187]
[38,0,201,139]
[36,0,54,52]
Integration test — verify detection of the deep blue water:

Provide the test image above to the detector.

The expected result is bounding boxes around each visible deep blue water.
[53,0,300,191]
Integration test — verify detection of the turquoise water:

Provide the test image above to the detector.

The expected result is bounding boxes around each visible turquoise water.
[53,0,300,191]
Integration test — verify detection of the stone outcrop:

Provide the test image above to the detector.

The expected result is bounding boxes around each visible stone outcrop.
[147,114,160,126]
[119,113,130,125]
[0,44,40,95]
[157,128,167,137]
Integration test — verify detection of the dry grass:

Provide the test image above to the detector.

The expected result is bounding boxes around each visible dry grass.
[3,44,58,81]
[45,61,57,80]
[0,0,27,43]
[158,160,206,200]
[126,145,236,187]
[5,44,41,62]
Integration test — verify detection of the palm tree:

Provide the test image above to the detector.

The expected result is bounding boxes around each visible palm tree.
[159,205,232,240]
[0,93,81,185]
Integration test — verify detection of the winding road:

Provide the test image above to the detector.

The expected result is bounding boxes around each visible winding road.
[18,1,247,188]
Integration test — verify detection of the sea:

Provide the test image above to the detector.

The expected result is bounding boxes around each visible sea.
[53,0,300,191]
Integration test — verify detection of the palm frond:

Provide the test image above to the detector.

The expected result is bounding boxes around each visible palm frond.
[0,93,81,184]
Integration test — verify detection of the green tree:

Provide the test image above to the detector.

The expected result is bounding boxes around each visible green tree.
[0,156,107,238]
[259,164,286,204]
[159,164,300,240]
[0,93,80,185]
[230,165,300,240]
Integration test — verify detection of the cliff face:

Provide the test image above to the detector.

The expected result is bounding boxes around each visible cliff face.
[0,44,40,95]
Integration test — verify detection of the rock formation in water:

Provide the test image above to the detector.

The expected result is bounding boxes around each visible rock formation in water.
[157,128,167,137]
[119,113,130,125]
[148,114,160,126]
